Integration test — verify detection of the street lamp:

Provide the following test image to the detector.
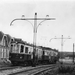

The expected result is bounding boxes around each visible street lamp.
[10,12,55,66]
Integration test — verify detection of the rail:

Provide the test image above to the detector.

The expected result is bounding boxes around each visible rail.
[8,64,57,75]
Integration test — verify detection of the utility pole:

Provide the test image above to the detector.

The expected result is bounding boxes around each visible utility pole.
[50,35,71,63]
[10,12,55,66]
[60,35,71,60]
[33,13,37,66]
[73,43,74,63]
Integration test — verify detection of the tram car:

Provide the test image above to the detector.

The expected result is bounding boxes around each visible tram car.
[9,38,59,66]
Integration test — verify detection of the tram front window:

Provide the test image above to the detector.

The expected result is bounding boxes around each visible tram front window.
[20,45,24,53]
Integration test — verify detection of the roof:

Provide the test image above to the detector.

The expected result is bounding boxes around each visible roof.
[5,34,12,44]
[11,38,26,44]
[0,31,4,42]
[10,36,58,52]
[3,35,8,47]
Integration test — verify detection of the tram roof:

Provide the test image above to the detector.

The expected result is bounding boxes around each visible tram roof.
[11,37,58,52]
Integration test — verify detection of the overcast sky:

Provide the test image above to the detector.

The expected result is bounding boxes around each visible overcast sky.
[0,0,75,52]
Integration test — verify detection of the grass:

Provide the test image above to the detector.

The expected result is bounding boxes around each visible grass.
[58,65,75,75]
[44,65,75,75]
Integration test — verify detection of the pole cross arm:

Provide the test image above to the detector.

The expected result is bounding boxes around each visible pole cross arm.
[10,18,34,28]
[21,18,56,20]
[10,18,55,26]
[50,36,58,42]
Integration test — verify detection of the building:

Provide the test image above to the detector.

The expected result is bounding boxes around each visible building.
[0,31,11,59]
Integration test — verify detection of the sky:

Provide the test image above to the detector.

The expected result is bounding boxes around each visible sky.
[0,0,75,52]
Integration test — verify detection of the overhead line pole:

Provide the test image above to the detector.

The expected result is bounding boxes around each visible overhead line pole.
[50,35,71,63]
[10,12,55,66]
[73,43,74,63]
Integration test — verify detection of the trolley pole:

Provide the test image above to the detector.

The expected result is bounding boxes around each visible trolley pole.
[10,12,55,66]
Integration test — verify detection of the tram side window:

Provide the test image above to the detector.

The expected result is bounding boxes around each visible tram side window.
[17,45,19,53]
[25,47,28,53]
[20,45,24,53]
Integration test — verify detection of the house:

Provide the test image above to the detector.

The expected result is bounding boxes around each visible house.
[0,31,11,59]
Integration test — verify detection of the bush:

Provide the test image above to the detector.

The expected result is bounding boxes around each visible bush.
[58,65,75,74]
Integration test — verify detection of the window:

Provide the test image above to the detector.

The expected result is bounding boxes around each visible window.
[25,47,28,53]
[20,45,24,53]
[15,44,19,53]
[11,39,14,42]
[17,45,19,51]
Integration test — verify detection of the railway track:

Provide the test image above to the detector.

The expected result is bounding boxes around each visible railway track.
[32,66,58,75]
[0,66,22,71]
[0,64,59,75]
[9,64,58,75]
[0,66,23,75]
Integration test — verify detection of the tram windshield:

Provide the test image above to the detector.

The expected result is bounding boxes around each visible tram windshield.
[10,43,19,53]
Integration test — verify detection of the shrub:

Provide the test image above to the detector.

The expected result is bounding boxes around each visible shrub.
[58,65,75,74]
